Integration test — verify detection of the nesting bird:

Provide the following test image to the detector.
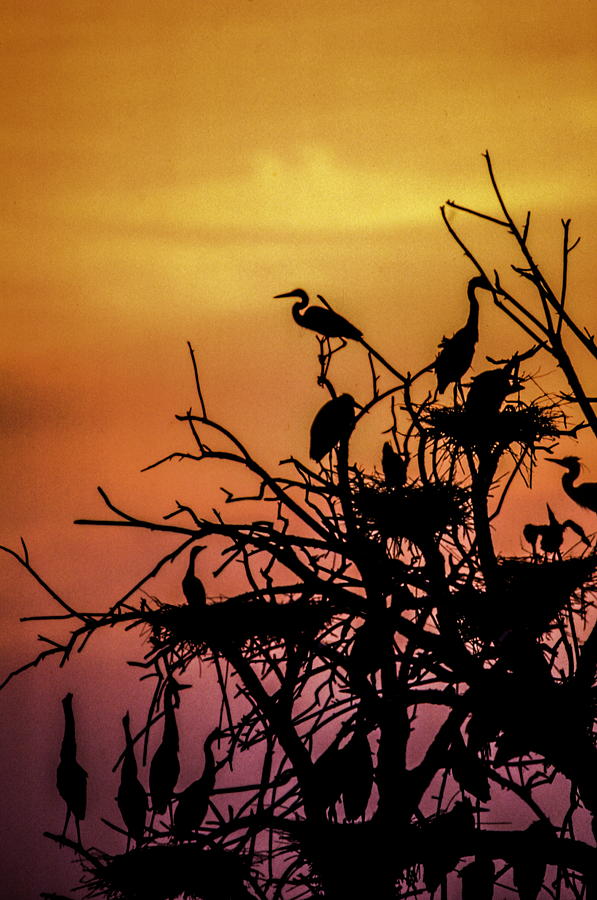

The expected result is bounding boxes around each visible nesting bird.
[309,394,356,462]
[57,693,88,844]
[434,275,490,395]
[275,289,362,341]
[149,681,180,817]
[381,440,407,488]
[548,456,597,514]
[182,546,207,608]
[523,504,590,559]
[464,364,522,419]
[173,727,222,840]
[117,712,147,848]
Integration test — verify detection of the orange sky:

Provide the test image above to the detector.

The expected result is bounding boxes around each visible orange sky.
[1,2,596,896]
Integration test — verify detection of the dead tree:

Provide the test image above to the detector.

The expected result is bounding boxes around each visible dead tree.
[1,157,596,900]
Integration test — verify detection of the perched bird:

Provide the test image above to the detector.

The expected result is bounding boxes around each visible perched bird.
[275,289,362,341]
[381,440,407,488]
[56,693,88,844]
[149,682,180,817]
[450,733,490,803]
[339,728,374,822]
[117,712,147,848]
[459,856,495,900]
[434,275,490,395]
[310,735,347,820]
[181,546,207,608]
[464,364,521,419]
[548,456,597,514]
[523,504,590,558]
[311,724,373,822]
[512,820,552,900]
[309,394,356,462]
[173,727,222,840]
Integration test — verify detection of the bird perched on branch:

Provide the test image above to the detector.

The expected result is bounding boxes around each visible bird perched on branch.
[117,712,147,848]
[548,456,597,514]
[310,394,356,462]
[149,681,180,817]
[57,693,88,844]
[434,275,491,395]
[450,733,490,803]
[174,727,222,840]
[523,504,590,559]
[275,289,362,341]
[182,546,207,608]
[381,440,407,488]
[339,728,374,822]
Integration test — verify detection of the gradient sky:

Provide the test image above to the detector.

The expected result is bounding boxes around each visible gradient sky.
[1,2,596,896]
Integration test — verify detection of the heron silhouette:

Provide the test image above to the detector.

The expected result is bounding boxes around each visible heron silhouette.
[512,820,552,900]
[434,275,490,396]
[149,681,180,818]
[548,456,597,514]
[57,693,88,844]
[523,504,590,558]
[275,288,362,340]
[117,712,147,848]
[309,394,356,462]
[173,727,222,840]
[381,440,407,488]
[450,733,490,803]
[464,364,522,419]
[459,856,495,900]
[311,724,373,822]
[339,727,374,822]
[182,546,207,608]
[276,289,405,381]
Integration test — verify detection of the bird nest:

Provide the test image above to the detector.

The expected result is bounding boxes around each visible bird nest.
[81,842,248,900]
[453,554,597,641]
[424,402,561,449]
[353,479,470,544]
[143,597,338,655]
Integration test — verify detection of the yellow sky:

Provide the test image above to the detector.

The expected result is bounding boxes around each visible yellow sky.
[0,3,596,894]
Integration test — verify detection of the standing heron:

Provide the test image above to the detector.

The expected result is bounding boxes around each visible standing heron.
[548,456,597,514]
[173,727,222,840]
[309,394,356,462]
[149,681,180,818]
[56,693,88,844]
[434,275,490,395]
[275,288,362,340]
[182,546,207,608]
[116,712,147,848]
[275,289,405,381]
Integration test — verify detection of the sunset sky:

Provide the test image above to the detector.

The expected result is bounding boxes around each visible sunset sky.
[1,1,596,896]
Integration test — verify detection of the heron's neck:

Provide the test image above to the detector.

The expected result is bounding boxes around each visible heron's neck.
[465,281,480,333]
[292,300,307,324]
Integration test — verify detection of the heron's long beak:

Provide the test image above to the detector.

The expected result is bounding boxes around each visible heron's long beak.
[274,289,306,300]
[546,458,566,467]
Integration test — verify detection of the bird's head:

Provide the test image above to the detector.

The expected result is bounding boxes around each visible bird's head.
[469,274,493,292]
[62,692,74,706]
[274,289,309,305]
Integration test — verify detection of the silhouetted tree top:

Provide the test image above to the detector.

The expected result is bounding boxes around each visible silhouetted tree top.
[2,153,596,899]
